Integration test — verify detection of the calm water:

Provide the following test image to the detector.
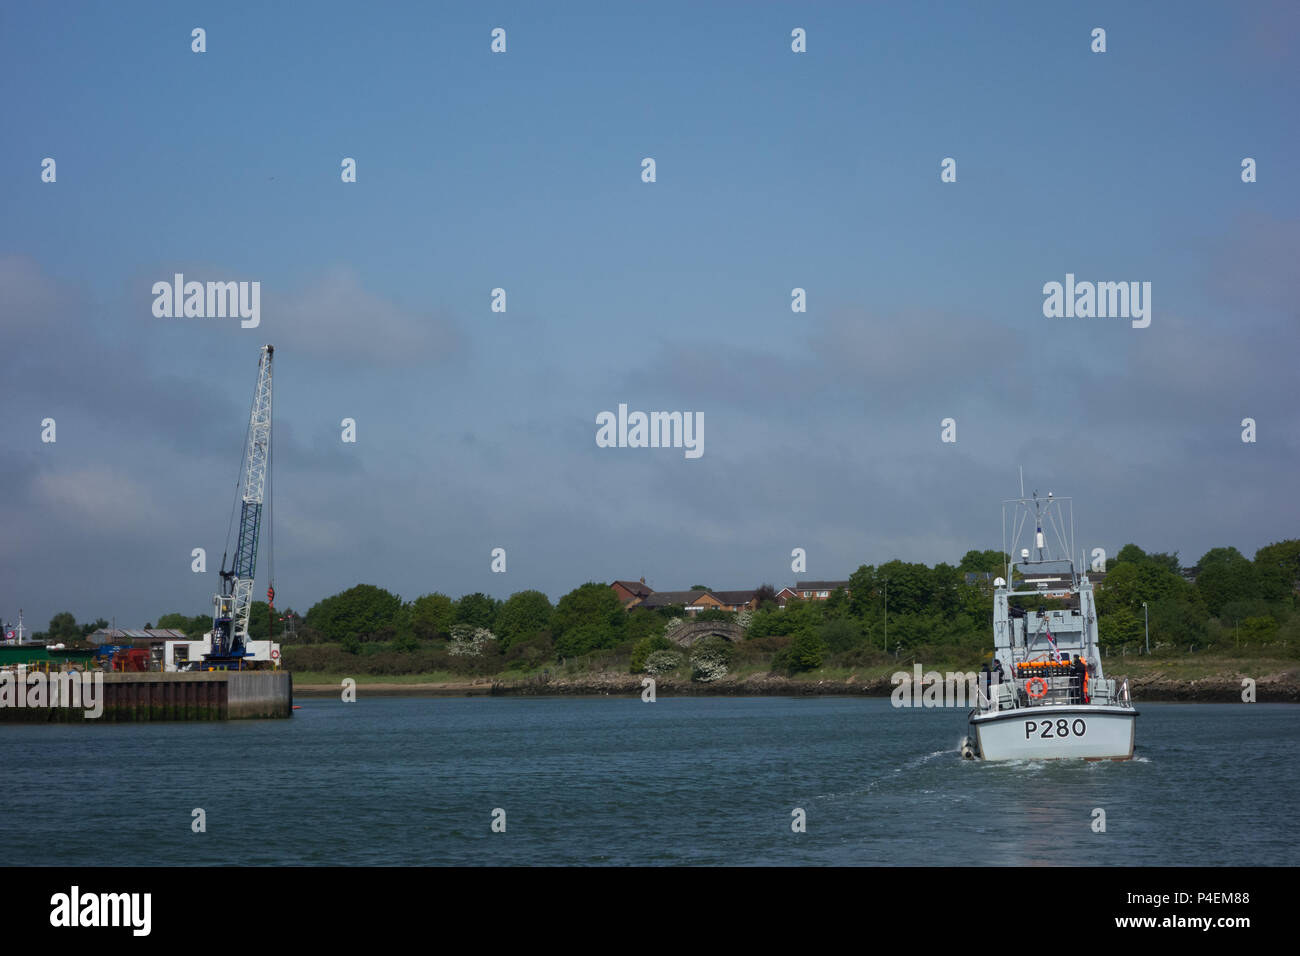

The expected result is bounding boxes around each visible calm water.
[4,697,1297,865]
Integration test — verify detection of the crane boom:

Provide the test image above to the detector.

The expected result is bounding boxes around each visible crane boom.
[209,344,274,661]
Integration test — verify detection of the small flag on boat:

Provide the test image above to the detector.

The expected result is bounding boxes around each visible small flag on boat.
[1045,626,1062,662]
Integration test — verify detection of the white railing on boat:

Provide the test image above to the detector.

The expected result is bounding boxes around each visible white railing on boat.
[977,675,1135,713]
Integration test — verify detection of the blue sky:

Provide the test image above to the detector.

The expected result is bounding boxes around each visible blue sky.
[2,1,1297,631]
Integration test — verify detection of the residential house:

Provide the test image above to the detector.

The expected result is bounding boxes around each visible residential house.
[775,587,799,608]
[611,578,654,608]
[709,590,759,612]
[795,581,851,600]
[638,590,711,613]
[634,589,758,614]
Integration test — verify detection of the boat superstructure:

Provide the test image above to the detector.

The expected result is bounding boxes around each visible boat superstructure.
[965,491,1137,760]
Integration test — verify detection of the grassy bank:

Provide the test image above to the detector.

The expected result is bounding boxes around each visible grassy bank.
[290,655,1300,702]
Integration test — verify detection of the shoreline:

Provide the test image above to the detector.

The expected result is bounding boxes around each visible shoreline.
[292,669,1300,702]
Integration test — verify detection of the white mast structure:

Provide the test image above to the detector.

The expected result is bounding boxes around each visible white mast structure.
[3,610,26,644]
[209,344,274,661]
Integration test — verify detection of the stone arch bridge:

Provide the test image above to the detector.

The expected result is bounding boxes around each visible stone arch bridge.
[666,619,746,648]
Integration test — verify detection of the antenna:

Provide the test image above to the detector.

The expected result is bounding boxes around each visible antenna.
[1019,466,1024,498]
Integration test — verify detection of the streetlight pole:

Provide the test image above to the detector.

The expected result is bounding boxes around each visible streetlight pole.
[1142,601,1149,655]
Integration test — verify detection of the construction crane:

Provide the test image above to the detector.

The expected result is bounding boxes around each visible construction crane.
[204,344,277,668]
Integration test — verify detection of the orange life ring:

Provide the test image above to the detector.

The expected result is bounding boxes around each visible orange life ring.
[1026,676,1048,698]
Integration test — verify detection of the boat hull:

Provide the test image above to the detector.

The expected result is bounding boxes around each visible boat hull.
[970,704,1137,761]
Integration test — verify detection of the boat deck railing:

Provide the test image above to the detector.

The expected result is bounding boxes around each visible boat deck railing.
[978,676,1134,713]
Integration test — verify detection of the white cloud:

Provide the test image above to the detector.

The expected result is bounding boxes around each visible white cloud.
[32,466,157,534]
[269,267,461,367]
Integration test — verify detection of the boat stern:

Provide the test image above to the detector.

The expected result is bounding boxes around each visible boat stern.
[971,705,1136,761]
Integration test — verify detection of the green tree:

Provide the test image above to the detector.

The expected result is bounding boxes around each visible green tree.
[454,593,499,631]
[1239,616,1278,645]
[46,612,80,643]
[1098,604,1142,651]
[957,581,993,620]
[784,631,826,672]
[744,607,787,640]
[824,587,850,619]
[693,607,731,622]
[391,631,420,653]
[626,606,665,642]
[409,593,455,639]
[1147,551,1181,573]
[877,560,932,615]
[818,617,862,653]
[775,599,822,640]
[495,590,553,649]
[847,564,877,618]
[1255,540,1300,602]
[958,550,1007,574]
[1195,547,1258,617]
[1147,596,1207,647]
[931,563,961,613]
[1217,598,1273,628]
[553,582,625,657]
[625,608,667,643]
[1112,543,1148,567]
[630,635,674,673]
[246,600,285,640]
[305,584,404,642]
[1097,560,1189,616]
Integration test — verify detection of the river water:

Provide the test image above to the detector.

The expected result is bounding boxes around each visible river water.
[4,697,1296,865]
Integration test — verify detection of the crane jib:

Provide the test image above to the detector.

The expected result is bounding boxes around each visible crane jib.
[233,502,261,580]
[205,345,274,667]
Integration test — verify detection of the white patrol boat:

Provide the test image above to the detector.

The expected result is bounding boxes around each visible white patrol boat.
[962,490,1137,761]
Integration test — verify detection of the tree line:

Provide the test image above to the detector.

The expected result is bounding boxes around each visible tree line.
[27,539,1299,674]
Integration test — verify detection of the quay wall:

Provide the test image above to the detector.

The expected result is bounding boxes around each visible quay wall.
[228,671,293,718]
[0,670,293,722]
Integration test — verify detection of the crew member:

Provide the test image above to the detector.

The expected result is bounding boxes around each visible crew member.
[1072,655,1088,704]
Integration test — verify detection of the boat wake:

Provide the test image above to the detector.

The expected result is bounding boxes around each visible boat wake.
[813,749,956,801]
[912,748,955,769]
